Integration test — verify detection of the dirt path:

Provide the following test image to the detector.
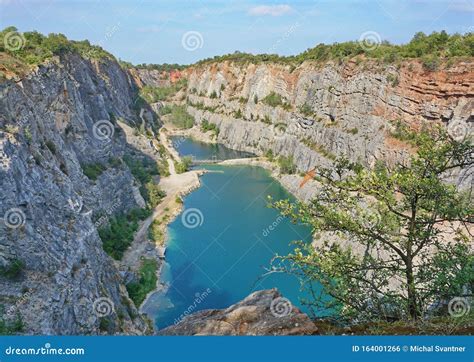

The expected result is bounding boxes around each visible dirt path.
[121,126,203,272]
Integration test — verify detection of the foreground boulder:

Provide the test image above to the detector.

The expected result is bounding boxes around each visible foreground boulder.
[158,289,318,335]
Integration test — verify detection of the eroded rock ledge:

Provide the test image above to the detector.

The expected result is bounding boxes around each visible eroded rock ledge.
[158,289,318,336]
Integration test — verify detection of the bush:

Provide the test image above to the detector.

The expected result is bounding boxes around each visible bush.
[200,119,219,137]
[0,313,24,335]
[175,156,193,174]
[210,91,217,99]
[0,259,24,279]
[123,155,159,183]
[139,79,187,103]
[126,259,158,307]
[99,208,151,260]
[265,149,274,161]
[141,182,166,208]
[82,163,106,181]
[165,105,194,129]
[277,156,296,174]
[422,55,439,71]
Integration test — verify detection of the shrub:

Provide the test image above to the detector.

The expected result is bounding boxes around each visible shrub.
[82,163,106,181]
[141,182,166,208]
[99,208,151,260]
[0,259,24,279]
[126,259,158,307]
[166,105,194,129]
[175,156,193,174]
[210,91,217,99]
[277,156,296,174]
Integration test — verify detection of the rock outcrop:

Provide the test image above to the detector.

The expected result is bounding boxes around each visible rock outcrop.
[158,289,318,336]
[0,53,160,334]
[181,59,473,189]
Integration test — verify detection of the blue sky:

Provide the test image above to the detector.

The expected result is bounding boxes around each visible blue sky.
[1,0,473,64]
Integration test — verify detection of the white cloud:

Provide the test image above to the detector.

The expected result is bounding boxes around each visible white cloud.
[248,4,293,16]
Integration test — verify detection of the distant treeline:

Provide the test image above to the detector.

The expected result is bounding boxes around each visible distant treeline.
[1,27,472,71]
[196,31,473,66]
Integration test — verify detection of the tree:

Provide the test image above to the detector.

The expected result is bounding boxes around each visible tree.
[272,126,473,322]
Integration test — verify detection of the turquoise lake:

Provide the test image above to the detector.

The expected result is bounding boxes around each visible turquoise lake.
[151,138,315,329]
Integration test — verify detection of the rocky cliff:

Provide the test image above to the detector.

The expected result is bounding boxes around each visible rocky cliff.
[182,59,473,189]
[158,289,318,336]
[0,53,160,334]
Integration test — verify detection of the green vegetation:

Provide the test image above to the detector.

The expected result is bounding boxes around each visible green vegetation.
[302,138,336,160]
[139,79,187,103]
[0,26,114,66]
[196,31,474,67]
[164,104,194,129]
[175,156,193,174]
[81,162,106,181]
[0,259,24,279]
[123,155,159,183]
[272,126,473,324]
[134,63,186,71]
[200,119,219,138]
[126,259,158,307]
[0,311,24,335]
[265,149,274,161]
[277,155,296,174]
[99,208,151,260]
[210,90,218,99]
[148,219,164,244]
[141,182,166,208]
[45,140,56,155]
[262,92,284,107]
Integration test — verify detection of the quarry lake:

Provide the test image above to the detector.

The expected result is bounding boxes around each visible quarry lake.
[146,138,314,329]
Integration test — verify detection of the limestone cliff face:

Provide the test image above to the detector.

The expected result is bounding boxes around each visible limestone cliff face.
[0,53,159,335]
[182,60,473,188]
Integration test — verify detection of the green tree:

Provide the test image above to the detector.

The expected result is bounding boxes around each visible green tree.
[272,127,473,322]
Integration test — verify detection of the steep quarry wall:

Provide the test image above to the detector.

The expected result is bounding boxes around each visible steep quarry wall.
[0,53,159,334]
[183,59,473,188]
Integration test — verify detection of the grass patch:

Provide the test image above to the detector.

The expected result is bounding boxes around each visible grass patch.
[141,182,166,208]
[126,259,158,307]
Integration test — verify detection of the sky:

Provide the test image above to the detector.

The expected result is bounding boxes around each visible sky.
[0,0,473,65]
